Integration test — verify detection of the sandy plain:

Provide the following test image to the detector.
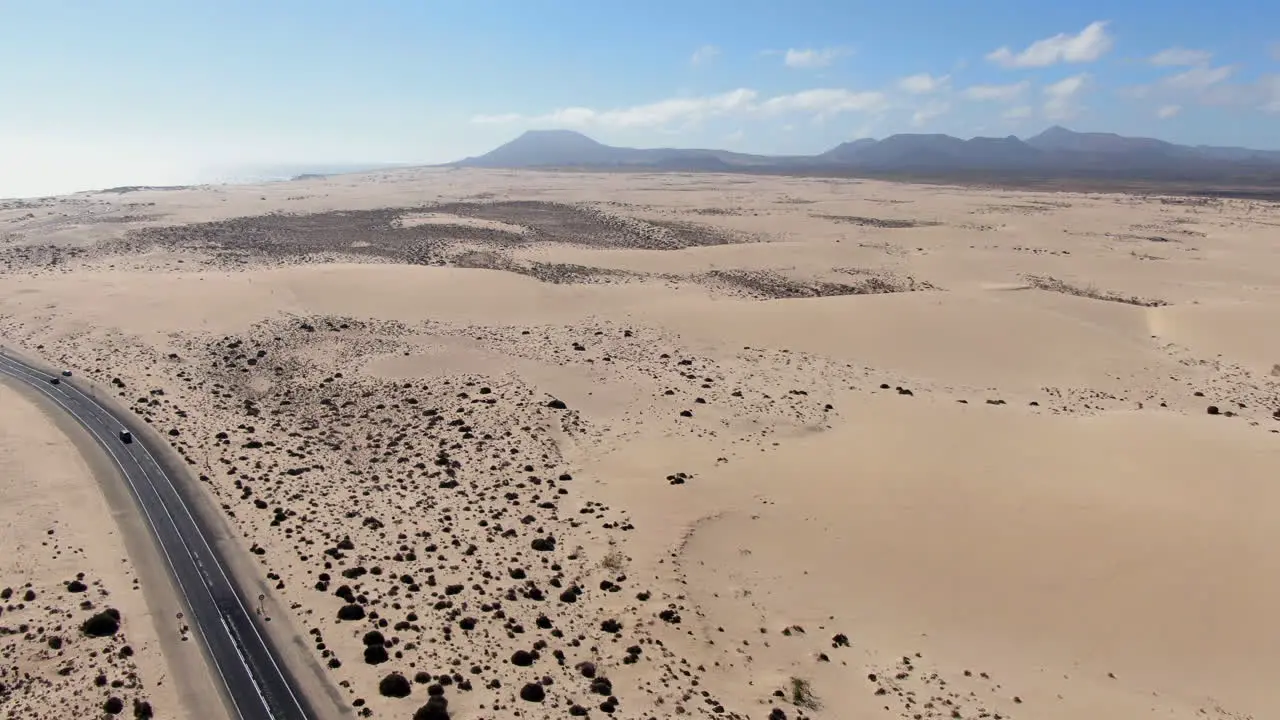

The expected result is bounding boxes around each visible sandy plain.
[1,167,1279,720]
[0,380,193,719]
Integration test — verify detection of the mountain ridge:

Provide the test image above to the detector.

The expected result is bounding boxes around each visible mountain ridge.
[453,127,1280,185]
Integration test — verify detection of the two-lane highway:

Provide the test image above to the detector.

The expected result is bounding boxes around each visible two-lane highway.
[0,350,311,720]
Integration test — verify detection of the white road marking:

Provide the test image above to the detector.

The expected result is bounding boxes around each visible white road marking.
[58,372,309,718]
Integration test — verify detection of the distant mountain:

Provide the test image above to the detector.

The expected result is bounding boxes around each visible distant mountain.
[849,134,1045,170]
[456,129,780,169]
[1025,125,1178,155]
[463,130,627,167]
[1190,144,1280,163]
[453,127,1280,185]
[819,138,877,162]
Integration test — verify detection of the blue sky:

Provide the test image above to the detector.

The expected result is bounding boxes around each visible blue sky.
[2,0,1278,196]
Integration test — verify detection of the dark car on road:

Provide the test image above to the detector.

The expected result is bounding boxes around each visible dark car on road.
[119,430,133,444]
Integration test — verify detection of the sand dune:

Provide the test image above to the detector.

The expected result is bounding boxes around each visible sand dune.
[680,401,1280,719]
[2,169,1278,719]
[1153,301,1280,375]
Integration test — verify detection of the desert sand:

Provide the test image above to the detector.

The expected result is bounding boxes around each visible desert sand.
[1,168,1278,720]
[0,381,194,718]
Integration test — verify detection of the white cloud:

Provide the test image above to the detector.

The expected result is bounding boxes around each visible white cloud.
[898,73,950,94]
[1043,73,1090,119]
[552,89,759,128]
[471,113,525,125]
[1149,47,1212,67]
[987,21,1113,68]
[1003,105,1033,120]
[1157,104,1182,118]
[910,101,950,127]
[690,45,720,66]
[783,47,849,68]
[1121,64,1234,106]
[1126,69,1280,115]
[472,93,756,129]
[540,107,605,125]
[1204,76,1279,112]
[1045,75,1089,98]
[471,87,886,130]
[962,81,1030,101]
[1263,75,1280,112]
[758,88,887,116]
[1162,64,1235,91]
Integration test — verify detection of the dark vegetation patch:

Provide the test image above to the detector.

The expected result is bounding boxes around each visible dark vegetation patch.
[108,202,748,270]
[722,166,1280,202]
[0,244,90,272]
[971,202,1067,215]
[98,186,191,194]
[643,217,753,243]
[1130,221,1205,238]
[447,249,521,273]
[447,251,644,285]
[429,201,744,249]
[84,214,161,225]
[523,262,644,285]
[695,269,939,300]
[1102,231,1184,243]
[833,267,941,293]
[1024,274,1168,307]
[814,214,940,229]
[81,608,122,637]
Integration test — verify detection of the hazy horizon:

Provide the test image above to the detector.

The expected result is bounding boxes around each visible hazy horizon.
[3,0,1279,198]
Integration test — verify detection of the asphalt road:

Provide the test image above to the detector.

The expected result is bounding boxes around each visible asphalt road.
[0,350,311,720]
